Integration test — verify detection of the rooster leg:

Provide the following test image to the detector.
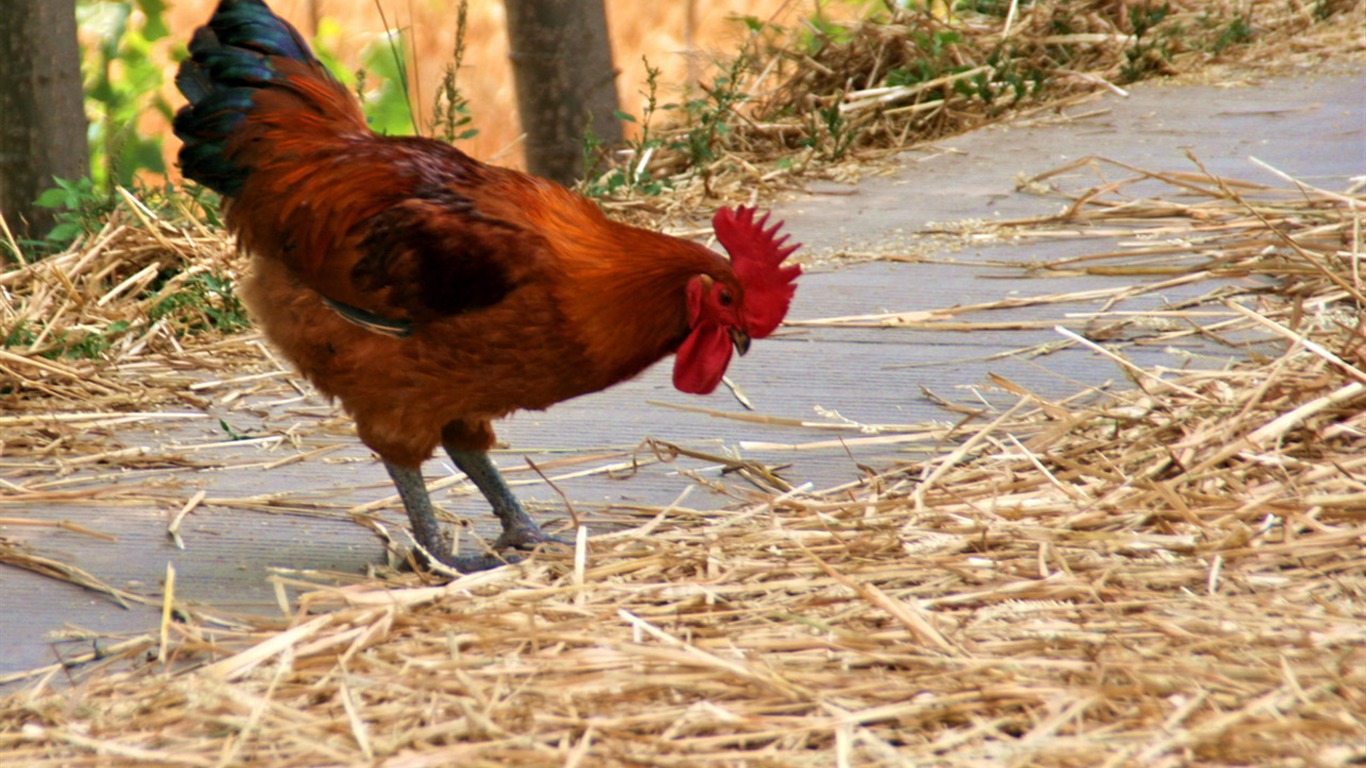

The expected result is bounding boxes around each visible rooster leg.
[383,461,512,573]
[442,448,563,551]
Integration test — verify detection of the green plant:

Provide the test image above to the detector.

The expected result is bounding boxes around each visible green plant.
[2,318,133,361]
[60,321,132,359]
[179,182,224,230]
[1119,2,1174,83]
[431,0,479,143]
[218,418,252,440]
[798,101,856,161]
[149,271,251,336]
[581,58,671,198]
[960,0,1021,15]
[672,48,751,174]
[884,29,964,93]
[4,266,248,362]
[1211,15,1254,53]
[796,10,851,54]
[25,2,177,254]
[880,25,1042,114]
[79,0,172,191]
[357,33,416,136]
[309,17,351,87]
[3,321,37,349]
[33,177,114,246]
[308,17,415,137]
[32,177,195,253]
[736,14,784,37]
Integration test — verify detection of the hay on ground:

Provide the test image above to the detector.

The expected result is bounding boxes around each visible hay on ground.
[2,4,1364,764]
[1,154,1362,766]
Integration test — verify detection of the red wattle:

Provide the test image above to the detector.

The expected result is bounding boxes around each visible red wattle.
[672,322,733,394]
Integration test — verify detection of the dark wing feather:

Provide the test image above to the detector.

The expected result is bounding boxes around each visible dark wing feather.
[346,179,547,324]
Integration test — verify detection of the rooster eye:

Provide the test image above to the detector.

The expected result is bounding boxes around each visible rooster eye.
[718,288,734,307]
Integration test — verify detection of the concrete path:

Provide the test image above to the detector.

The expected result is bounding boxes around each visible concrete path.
[3,66,1363,679]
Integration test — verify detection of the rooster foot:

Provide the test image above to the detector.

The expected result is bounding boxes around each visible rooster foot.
[494,522,572,552]
[438,550,523,573]
[401,544,522,574]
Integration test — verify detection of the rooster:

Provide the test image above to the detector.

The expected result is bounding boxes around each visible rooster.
[173,0,800,572]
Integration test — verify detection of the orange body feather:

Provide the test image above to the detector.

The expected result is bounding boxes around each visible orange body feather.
[174,0,799,570]
[220,58,733,466]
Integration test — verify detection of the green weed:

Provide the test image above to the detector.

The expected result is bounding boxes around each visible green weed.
[3,267,248,362]
[3,318,133,361]
[78,0,172,192]
[32,177,194,254]
[580,27,767,198]
[26,2,174,255]
[149,271,251,336]
[60,321,132,359]
[672,48,752,177]
[4,321,37,349]
[1119,3,1175,83]
[308,18,415,137]
[581,58,671,198]
[358,34,416,136]
[218,418,253,440]
[798,101,856,162]
[33,177,115,246]
[798,11,853,53]
[431,0,479,144]
[1211,15,1255,54]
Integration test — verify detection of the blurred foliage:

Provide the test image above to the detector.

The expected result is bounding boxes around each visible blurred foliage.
[22,0,177,251]
[573,0,1352,201]
[44,0,1356,220]
[78,0,173,192]
[34,3,419,249]
[311,17,416,137]
[356,32,417,136]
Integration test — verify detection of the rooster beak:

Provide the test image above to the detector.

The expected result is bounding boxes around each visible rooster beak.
[728,327,751,356]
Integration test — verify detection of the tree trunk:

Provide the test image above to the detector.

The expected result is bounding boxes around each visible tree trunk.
[504,0,621,185]
[0,0,88,251]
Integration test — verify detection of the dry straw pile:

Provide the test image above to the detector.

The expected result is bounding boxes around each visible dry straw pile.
[2,2,1365,766]
[3,159,1363,768]
[622,0,1366,201]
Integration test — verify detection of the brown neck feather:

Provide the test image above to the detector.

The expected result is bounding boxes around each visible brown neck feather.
[540,201,732,386]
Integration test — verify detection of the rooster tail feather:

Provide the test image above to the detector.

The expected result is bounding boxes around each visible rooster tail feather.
[174,0,361,196]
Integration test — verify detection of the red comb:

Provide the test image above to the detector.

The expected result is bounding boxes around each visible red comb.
[713,206,801,338]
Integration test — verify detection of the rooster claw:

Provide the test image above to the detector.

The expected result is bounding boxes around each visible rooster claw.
[402,525,569,575]
[494,523,572,552]
[403,546,523,574]
[442,551,524,573]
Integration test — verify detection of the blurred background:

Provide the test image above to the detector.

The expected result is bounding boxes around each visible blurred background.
[84,0,858,182]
